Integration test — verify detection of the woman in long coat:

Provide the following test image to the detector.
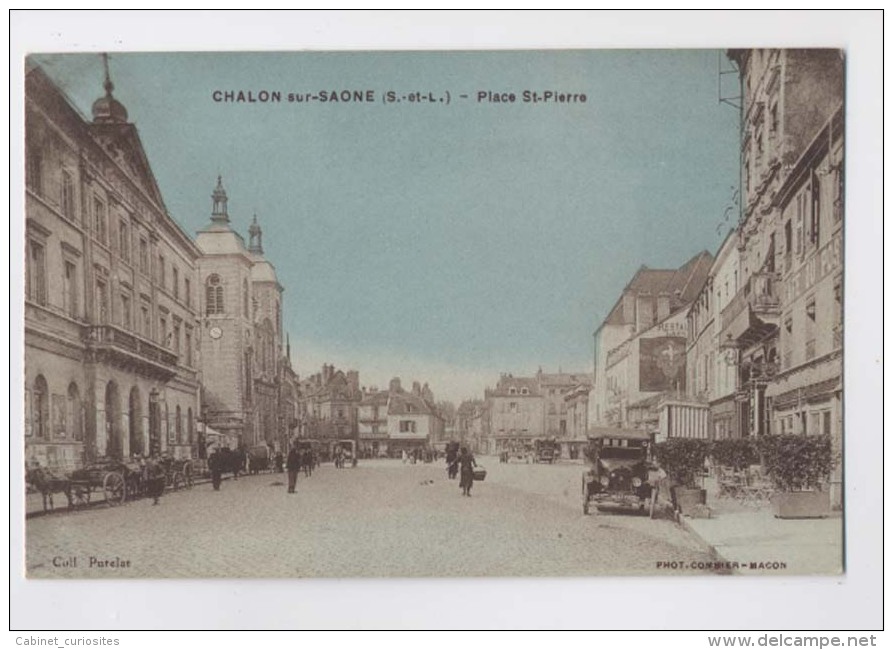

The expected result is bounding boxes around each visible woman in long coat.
[145,457,166,505]
[458,447,476,497]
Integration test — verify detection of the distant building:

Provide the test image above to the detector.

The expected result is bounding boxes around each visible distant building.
[484,370,591,455]
[297,364,361,456]
[456,399,486,453]
[357,387,390,457]
[355,377,443,457]
[25,62,201,470]
[592,251,713,431]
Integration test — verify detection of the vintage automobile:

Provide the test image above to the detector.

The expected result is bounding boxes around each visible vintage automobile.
[582,428,658,518]
[334,440,357,468]
[534,438,560,464]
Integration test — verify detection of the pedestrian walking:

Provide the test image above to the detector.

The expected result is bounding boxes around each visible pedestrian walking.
[146,456,166,505]
[286,444,301,493]
[209,447,223,491]
[401,449,407,464]
[458,446,477,497]
[274,450,284,473]
[302,449,313,477]
[446,445,458,479]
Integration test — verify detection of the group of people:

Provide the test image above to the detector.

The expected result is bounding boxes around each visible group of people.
[207,446,246,491]
[285,445,318,493]
[446,445,477,497]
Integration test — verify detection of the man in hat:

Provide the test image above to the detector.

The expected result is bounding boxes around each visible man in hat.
[208,446,223,491]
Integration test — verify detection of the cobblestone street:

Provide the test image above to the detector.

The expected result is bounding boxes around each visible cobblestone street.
[26,458,714,579]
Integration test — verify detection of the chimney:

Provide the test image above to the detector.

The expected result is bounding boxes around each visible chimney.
[657,291,671,322]
[412,381,421,396]
[389,377,402,393]
[622,291,636,324]
[347,370,359,392]
[636,293,654,332]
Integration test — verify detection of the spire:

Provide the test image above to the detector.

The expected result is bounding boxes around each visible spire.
[248,212,264,253]
[211,175,229,223]
[102,52,114,96]
[91,53,128,124]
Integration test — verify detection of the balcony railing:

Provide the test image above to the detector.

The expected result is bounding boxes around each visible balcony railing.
[88,324,179,374]
[721,272,781,333]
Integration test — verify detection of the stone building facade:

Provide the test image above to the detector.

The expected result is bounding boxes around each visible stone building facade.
[297,364,362,456]
[721,49,844,442]
[194,179,297,452]
[484,370,591,455]
[25,62,202,470]
[355,377,443,457]
[722,49,844,506]
[593,251,712,430]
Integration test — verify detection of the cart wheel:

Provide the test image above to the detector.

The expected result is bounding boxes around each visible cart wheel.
[172,471,183,492]
[103,472,126,506]
[649,488,658,519]
[70,484,90,508]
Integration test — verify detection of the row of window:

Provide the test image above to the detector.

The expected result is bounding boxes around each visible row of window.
[26,376,82,441]
[776,409,833,437]
[780,283,841,369]
[25,376,197,445]
[27,239,195,365]
[28,152,194,308]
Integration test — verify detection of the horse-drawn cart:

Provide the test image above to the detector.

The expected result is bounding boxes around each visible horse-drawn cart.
[157,456,195,490]
[68,458,142,507]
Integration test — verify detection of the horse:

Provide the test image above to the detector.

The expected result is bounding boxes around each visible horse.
[25,465,72,512]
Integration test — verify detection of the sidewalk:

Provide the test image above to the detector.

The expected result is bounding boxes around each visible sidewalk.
[679,485,843,575]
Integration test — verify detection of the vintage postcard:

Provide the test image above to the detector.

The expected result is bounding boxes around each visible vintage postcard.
[22,47,847,581]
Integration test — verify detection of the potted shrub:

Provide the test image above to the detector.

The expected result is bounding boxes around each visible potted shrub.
[758,434,833,519]
[711,437,759,473]
[655,438,709,514]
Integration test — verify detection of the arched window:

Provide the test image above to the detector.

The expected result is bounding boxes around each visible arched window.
[176,405,182,443]
[33,375,49,439]
[187,407,194,444]
[205,274,224,315]
[67,382,82,441]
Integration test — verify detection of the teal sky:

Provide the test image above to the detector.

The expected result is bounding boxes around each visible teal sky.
[32,51,740,403]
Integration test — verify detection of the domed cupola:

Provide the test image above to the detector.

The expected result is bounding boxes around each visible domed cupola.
[91,53,129,124]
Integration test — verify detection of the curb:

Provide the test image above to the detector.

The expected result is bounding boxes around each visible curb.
[674,513,738,575]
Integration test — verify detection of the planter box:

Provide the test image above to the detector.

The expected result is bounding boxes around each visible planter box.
[672,487,707,514]
[770,490,830,519]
